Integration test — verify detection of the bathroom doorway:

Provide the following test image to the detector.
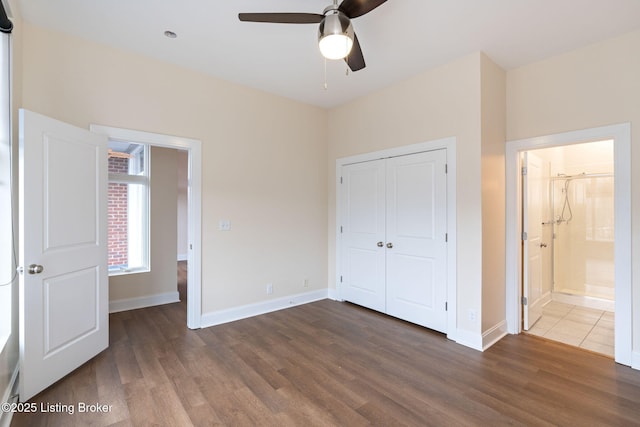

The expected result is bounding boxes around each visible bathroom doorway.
[522,141,614,357]
[505,123,632,367]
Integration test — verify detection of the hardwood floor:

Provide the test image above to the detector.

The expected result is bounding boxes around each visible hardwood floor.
[178,260,187,303]
[11,298,640,426]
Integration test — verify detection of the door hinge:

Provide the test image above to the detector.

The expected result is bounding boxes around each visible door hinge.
[445,164,448,174]
[522,296,528,305]
[522,231,528,241]
[340,275,343,283]
[445,233,448,242]
[445,302,448,311]
[340,176,343,184]
[340,226,343,234]
[521,166,528,176]
[189,243,193,250]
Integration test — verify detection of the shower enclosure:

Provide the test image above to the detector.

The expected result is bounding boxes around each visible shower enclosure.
[551,173,615,305]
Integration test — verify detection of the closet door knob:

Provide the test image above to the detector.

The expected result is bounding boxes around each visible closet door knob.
[386,243,393,249]
[377,241,384,247]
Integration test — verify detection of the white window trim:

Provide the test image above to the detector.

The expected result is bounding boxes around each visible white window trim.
[107,142,150,276]
[0,30,13,352]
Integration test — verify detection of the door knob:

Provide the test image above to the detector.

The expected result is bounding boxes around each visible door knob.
[540,243,548,248]
[386,243,393,249]
[28,264,44,275]
[377,241,384,247]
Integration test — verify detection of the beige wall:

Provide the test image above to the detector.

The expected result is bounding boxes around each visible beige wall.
[109,146,179,301]
[177,150,188,260]
[480,54,507,331]
[19,23,329,315]
[328,53,485,337]
[507,29,640,355]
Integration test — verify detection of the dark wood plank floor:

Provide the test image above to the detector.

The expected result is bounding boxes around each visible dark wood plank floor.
[11,286,640,426]
[178,260,187,303]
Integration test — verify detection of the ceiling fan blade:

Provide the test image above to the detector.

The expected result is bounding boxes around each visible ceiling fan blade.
[345,33,366,71]
[339,0,388,18]
[238,13,324,24]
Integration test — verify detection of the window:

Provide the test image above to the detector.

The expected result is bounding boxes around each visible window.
[0,31,12,348]
[108,141,150,275]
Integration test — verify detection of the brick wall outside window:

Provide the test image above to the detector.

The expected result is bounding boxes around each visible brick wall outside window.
[108,157,129,267]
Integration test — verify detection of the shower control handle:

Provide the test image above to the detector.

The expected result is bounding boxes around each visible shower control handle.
[539,243,548,248]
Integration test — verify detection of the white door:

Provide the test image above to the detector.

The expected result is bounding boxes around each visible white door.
[340,160,386,312]
[522,152,544,330]
[19,109,109,401]
[385,150,447,333]
[340,150,448,333]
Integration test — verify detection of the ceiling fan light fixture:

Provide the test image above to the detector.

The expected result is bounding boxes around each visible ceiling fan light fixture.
[318,11,354,60]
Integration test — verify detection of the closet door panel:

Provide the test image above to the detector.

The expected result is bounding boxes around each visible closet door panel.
[341,160,386,312]
[386,150,448,332]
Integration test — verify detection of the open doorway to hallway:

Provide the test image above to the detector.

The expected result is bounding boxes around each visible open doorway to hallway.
[93,123,203,329]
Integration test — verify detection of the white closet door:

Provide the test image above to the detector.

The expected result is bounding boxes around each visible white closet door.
[341,160,386,312]
[385,150,448,333]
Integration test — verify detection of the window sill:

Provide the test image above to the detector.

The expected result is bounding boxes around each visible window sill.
[108,267,150,277]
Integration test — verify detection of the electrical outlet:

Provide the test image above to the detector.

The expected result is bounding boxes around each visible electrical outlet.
[266,283,273,295]
[303,278,309,288]
[468,309,477,323]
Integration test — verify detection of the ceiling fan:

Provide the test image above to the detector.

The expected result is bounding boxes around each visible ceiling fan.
[238,0,389,72]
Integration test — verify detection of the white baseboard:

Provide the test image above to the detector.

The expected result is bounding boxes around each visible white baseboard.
[454,329,483,351]
[0,365,19,427]
[551,292,614,312]
[482,320,508,350]
[201,289,329,328]
[327,288,341,301]
[109,291,180,313]
[177,254,188,262]
[541,290,552,306]
[632,351,640,371]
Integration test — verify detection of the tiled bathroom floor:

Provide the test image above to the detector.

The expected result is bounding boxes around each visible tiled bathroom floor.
[526,300,614,357]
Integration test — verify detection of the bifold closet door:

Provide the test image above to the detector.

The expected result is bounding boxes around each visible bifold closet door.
[385,150,447,333]
[341,159,387,312]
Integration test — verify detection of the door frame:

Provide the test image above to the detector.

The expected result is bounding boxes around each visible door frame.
[505,123,632,367]
[90,125,203,329]
[335,137,457,342]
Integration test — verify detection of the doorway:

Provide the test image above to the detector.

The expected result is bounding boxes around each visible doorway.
[91,124,203,329]
[505,123,632,366]
[521,141,615,357]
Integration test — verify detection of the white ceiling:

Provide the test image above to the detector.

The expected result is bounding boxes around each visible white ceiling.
[15,0,640,108]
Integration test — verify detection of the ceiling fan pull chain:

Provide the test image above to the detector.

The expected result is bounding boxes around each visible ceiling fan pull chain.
[345,36,350,76]
[324,56,328,90]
